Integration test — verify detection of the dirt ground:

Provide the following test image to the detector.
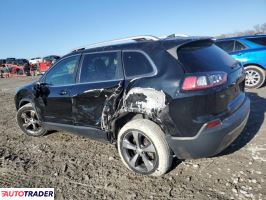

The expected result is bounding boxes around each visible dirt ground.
[0,77,265,200]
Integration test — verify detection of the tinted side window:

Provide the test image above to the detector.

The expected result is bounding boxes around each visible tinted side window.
[234,41,246,51]
[123,51,154,77]
[216,40,234,52]
[80,52,123,83]
[246,37,266,46]
[45,55,79,86]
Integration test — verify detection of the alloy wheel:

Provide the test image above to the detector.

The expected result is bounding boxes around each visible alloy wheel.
[245,69,261,87]
[20,110,43,135]
[121,130,158,173]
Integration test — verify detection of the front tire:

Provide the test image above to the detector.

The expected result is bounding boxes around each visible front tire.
[17,103,48,137]
[245,66,266,89]
[117,119,172,176]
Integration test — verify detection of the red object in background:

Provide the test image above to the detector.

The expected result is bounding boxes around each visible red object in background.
[6,64,26,77]
[38,60,52,74]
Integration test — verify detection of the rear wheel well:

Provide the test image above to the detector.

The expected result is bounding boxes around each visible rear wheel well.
[111,113,146,140]
[19,100,31,108]
[111,112,167,143]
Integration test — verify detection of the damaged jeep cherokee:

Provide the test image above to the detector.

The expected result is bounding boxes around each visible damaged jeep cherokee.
[15,35,250,176]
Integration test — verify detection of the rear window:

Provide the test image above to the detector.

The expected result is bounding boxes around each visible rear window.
[123,51,155,77]
[246,37,266,46]
[177,40,236,73]
[234,41,246,51]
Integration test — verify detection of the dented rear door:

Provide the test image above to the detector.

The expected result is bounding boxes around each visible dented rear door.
[72,51,124,129]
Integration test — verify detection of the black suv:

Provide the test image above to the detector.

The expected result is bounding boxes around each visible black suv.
[15,35,250,176]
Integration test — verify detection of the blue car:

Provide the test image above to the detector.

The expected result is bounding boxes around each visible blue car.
[216,35,266,88]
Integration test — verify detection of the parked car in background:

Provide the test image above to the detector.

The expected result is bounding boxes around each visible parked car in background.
[15,59,30,66]
[216,34,266,89]
[43,55,60,64]
[0,59,6,66]
[6,58,16,65]
[37,55,60,74]
[15,35,249,176]
[29,57,43,65]
[0,59,7,78]
[1,58,31,77]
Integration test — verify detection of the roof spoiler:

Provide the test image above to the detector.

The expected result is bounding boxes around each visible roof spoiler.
[167,37,215,59]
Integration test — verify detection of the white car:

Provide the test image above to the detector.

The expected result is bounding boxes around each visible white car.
[28,57,43,65]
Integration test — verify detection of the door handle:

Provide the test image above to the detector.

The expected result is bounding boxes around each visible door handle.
[59,90,68,95]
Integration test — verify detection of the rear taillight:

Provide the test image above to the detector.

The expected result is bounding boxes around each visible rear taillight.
[206,119,221,129]
[182,71,227,91]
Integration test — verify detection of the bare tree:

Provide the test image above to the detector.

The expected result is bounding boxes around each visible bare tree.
[261,22,266,33]
[216,21,266,38]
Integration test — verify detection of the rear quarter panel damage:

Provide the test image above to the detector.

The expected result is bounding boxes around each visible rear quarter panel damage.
[102,87,167,131]
[102,87,179,138]
[122,87,166,116]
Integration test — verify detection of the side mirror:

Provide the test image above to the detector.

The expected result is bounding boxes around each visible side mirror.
[33,82,48,97]
[33,82,41,97]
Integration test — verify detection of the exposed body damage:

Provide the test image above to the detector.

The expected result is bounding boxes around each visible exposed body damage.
[100,83,124,130]
[121,87,166,116]
[100,87,178,140]
[101,87,168,132]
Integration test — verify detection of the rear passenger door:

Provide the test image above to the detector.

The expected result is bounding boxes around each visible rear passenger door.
[72,51,124,128]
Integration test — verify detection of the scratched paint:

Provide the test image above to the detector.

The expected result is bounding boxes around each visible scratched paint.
[123,87,166,115]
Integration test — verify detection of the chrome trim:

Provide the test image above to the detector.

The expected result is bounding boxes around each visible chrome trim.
[40,54,81,85]
[82,50,121,55]
[122,49,158,79]
[75,79,124,86]
[77,51,124,84]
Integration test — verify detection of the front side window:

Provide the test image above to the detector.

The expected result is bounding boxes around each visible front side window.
[45,55,79,86]
[215,40,235,52]
[123,51,155,77]
[80,52,123,83]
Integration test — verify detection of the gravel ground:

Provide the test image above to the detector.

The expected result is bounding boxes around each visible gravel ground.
[0,77,265,200]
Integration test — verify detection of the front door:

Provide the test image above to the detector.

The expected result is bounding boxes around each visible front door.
[34,54,80,125]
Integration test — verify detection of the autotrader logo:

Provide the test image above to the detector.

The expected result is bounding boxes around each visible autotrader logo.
[0,188,54,199]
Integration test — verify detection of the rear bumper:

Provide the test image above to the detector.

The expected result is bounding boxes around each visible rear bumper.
[166,97,250,159]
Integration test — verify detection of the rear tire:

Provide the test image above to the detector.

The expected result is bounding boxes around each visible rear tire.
[245,66,266,89]
[17,103,48,137]
[117,119,172,176]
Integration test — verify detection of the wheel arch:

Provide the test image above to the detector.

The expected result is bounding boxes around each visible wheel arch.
[243,63,266,71]
[18,98,33,110]
[110,111,166,142]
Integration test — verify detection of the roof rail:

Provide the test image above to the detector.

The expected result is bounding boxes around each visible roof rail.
[72,35,160,52]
